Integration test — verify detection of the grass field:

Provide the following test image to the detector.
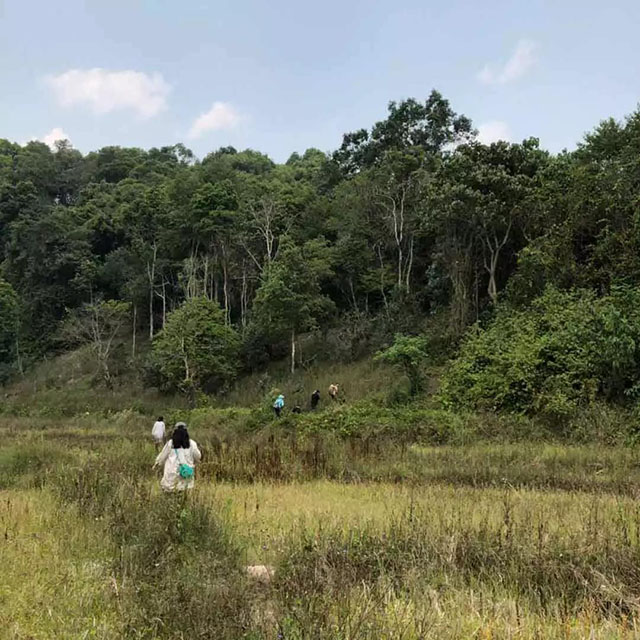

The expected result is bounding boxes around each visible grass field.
[4,412,640,638]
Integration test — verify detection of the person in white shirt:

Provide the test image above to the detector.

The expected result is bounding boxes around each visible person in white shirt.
[153,422,202,492]
[151,416,166,450]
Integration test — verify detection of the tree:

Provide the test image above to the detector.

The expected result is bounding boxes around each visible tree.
[0,279,19,380]
[427,139,547,334]
[151,297,240,396]
[251,237,334,373]
[3,205,93,347]
[333,90,473,174]
[62,299,131,388]
[190,179,239,320]
[375,334,429,396]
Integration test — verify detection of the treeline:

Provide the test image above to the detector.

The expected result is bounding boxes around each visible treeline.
[2,89,640,411]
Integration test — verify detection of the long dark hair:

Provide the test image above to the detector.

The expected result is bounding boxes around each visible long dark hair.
[171,423,190,449]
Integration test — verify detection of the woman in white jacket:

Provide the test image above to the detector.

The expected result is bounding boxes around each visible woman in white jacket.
[153,422,201,491]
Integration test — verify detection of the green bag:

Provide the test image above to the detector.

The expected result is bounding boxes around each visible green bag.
[175,448,194,479]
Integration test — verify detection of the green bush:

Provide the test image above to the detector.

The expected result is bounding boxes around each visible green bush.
[374,334,429,396]
[443,286,640,420]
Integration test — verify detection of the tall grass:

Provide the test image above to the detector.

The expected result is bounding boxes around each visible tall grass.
[218,358,397,408]
[0,491,121,638]
[5,414,640,637]
[50,456,255,639]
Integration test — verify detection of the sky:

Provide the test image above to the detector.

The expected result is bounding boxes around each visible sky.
[1,0,639,162]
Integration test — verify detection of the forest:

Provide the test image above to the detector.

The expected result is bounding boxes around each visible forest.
[2,88,640,422]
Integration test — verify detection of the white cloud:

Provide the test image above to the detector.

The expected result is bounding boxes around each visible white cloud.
[188,102,241,139]
[477,39,538,85]
[477,121,512,144]
[46,68,170,118]
[40,127,71,149]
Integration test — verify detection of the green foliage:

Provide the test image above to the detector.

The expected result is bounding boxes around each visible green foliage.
[375,334,429,396]
[5,96,640,425]
[250,236,335,371]
[151,297,240,395]
[0,279,18,379]
[443,286,640,420]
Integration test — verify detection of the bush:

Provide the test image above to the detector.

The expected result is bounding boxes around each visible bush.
[374,334,429,396]
[442,286,640,421]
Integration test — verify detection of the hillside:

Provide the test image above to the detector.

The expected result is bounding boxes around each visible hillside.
[3,97,640,427]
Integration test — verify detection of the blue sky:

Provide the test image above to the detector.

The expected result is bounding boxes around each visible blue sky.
[1,0,639,161]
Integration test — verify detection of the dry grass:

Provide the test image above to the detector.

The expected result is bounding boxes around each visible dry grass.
[0,490,120,639]
[217,358,396,408]
[4,415,640,638]
[206,480,640,563]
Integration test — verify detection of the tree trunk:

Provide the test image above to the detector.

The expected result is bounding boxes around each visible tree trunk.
[483,221,512,306]
[203,257,209,299]
[181,336,190,384]
[222,248,229,325]
[449,239,473,336]
[161,279,167,328]
[132,304,137,358]
[405,235,414,293]
[241,263,248,328]
[101,359,112,389]
[487,254,498,305]
[15,335,23,377]
[348,277,359,312]
[375,244,390,318]
[147,242,157,340]
[290,329,296,375]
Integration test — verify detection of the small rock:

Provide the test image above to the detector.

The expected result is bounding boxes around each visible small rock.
[246,564,275,583]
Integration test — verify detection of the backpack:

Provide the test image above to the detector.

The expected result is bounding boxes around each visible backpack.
[175,448,194,479]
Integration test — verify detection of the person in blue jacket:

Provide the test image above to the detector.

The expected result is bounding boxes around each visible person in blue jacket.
[273,394,285,418]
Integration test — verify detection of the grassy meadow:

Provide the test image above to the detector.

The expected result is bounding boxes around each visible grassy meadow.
[3,402,640,639]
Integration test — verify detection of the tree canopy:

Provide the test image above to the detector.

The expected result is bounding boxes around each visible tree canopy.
[3,90,640,413]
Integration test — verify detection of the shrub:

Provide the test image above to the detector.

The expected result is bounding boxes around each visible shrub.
[374,334,429,396]
[442,286,640,420]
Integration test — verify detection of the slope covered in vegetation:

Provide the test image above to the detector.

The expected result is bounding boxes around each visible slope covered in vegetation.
[3,91,640,427]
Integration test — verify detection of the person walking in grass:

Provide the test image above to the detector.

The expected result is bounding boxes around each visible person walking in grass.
[273,394,285,418]
[328,383,339,402]
[311,389,320,410]
[151,415,166,451]
[153,422,201,491]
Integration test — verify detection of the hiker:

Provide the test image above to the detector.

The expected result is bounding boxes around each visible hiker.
[151,415,166,451]
[328,383,339,402]
[153,422,201,492]
[273,394,285,418]
[311,389,320,410]
[292,405,302,414]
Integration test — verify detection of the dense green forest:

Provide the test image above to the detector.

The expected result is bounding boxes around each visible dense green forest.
[2,89,640,420]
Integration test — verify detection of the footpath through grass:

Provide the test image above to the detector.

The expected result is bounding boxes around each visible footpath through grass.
[4,413,640,638]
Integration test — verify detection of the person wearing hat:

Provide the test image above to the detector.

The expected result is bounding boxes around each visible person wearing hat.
[153,422,201,491]
[273,394,285,418]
